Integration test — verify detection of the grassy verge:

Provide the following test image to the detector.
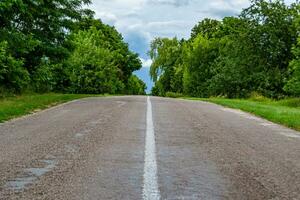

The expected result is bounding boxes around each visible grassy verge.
[182,97,300,131]
[0,93,100,122]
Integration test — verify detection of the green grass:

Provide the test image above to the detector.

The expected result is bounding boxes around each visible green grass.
[0,93,100,122]
[182,97,300,131]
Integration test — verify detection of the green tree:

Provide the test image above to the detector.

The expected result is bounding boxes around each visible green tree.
[150,0,299,99]
[150,38,184,96]
[0,41,29,93]
[66,23,145,95]
[284,8,300,96]
[191,18,221,39]
[240,0,298,97]
[0,0,93,75]
[74,18,142,84]
[182,35,219,97]
[284,37,300,96]
[126,75,147,95]
[67,27,125,94]
[0,0,94,94]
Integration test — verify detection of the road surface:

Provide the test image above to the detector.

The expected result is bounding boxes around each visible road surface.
[0,96,299,199]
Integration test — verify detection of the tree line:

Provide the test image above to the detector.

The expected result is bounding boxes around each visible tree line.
[0,0,146,96]
[150,0,300,98]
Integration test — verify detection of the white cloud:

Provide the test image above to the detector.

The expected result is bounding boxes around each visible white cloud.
[96,12,118,25]
[89,0,294,89]
[90,0,250,45]
[147,20,190,29]
[147,0,192,6]
[140,58,153,68]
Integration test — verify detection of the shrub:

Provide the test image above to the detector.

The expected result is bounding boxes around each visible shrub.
[31,63,54,93]
[165,92,184,98]
[248,92,271,102]
[0,41,29,93]
[126,75,146,95]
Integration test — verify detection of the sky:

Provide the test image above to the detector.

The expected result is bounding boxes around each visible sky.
[89,0,293,93]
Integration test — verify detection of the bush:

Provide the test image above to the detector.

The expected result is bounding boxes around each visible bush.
[31,63,55,93]
[248,92,271,102]
[126,75,146,95]
[0,41,29,93]
[165,92,184,98]
[284,38,300,97]
[276,98,300,108]
[66,27,128,94]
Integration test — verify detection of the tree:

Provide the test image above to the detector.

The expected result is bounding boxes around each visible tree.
[126,75,147,95]
[182,35,219,97]
[150,0,299,99]
[191,18,221,39]
[284,38,300,96]
[284,7,300,96]
[240,0,298,97]
[0,0,93,73]
[66,23,145,95]
[0,41,29,93]
[67,27,124,94]
[0,3,146,95]
[149,38,184,96]
[74,18,142,83]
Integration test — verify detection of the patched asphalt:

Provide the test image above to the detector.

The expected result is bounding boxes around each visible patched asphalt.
[0,96,299,199]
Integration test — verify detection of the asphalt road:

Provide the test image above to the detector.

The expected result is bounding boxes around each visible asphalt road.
[0,96,299,200]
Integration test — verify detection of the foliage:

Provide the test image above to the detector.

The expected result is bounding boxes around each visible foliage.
[150,0,299,99]
[151,81,165,96]
[0,0,93,71]
[74,18,142,82]
[165,92,184,98]
[284,13,300,96]
[149,38,184,96]
[0,3,145,95]
[182,35,219,97]
[284,39,300,96]
[0,41,29,93]
[31,59,57,93]
[126,75,147,95]
[191,18,221,39]
[67,27,124,94]
[66,22,144,94]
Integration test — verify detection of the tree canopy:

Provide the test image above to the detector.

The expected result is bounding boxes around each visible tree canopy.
[150,0,300,98]
[0,0,146,95]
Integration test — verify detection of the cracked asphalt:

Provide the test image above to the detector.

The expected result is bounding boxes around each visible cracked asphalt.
[0,96,299,199]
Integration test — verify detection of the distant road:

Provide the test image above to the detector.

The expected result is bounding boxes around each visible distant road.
[0,96,299,199]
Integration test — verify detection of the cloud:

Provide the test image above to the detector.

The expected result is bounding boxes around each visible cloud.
[140,58,153,68]
[96,12,118,25]
[125,20,193,40]
[205,0,247,18]
[147,20,190,29]
[200,7,240,19]
[210,8,239,18]
[89,0,254,90]
[147,0,192,7]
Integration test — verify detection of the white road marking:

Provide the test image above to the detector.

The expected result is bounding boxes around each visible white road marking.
[143,97,160,200]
